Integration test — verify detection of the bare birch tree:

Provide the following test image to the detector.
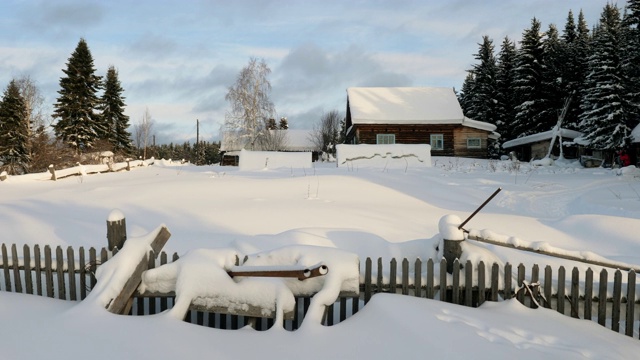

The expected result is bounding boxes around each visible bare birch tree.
[134,107,154,159]
[15,75,47,157]
[224,58,275,150]
[309,110,342,155]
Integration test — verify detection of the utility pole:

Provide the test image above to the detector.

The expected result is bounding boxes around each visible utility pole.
[196,119,201,165]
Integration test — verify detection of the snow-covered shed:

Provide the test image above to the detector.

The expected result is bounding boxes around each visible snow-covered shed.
[344,87,499,158]
[220,129,317,166]
[502,128,584,161]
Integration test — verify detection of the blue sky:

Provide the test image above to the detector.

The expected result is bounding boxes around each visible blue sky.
[0,0,625,144]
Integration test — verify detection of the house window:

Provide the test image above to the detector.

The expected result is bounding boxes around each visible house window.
[467,138,481,149]
[430,134,444,150]
[377,134,395,144]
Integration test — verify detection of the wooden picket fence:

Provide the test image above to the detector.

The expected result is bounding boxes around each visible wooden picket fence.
[1,243,639,336]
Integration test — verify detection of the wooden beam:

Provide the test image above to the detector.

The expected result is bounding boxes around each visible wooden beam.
[227,264,328,281]
[107,226,171,314]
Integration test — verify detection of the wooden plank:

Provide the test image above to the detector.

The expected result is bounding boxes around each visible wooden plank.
[625,271,636,336]
[478,261,485,306]
[401,258,409,295]
[364,257,372,303]
[530,264,539,308]
[491,263,499,301]
[89,247,97,290]
[439,259,447,302]
[67,246,77,301]
[160,252,168,311]
[504,263,512,300]
[570,267,580,318]
[376,257,383,294]
[464,260,472,307]
[584,268,593,320]
[34,245,42,296]
[452,259,460,304]
[107,226,171,314]
[11,244,22,293]
[23,245,32,294]
[516,263,525,304]
[414,259,422,298]
[426,258,434,299]
[79,247,87,300]
[1,244,10,291]
[612,270,622,332]
[340,297,347,322]
[389,258,397,294]
[557,266,566,315]
[228,264,329,281]
[598,269,608,326]
[544,265,553,309]
[56,246,66,300]
[44,245,53,298]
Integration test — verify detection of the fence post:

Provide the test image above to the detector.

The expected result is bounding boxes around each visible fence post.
[440,215,464,274]
[106,210,127,251]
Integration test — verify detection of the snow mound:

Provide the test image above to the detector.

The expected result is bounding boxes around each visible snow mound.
[239,149,312,170]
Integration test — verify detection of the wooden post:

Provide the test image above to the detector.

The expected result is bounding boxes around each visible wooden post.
[443,239,462,274]
[106,211,127,251]
[126,159,131,171]
[48,165,56,181]
[107,226,171,314]
[0,171,7,181]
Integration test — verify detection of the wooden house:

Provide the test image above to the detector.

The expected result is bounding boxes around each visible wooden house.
[344,87,499,158]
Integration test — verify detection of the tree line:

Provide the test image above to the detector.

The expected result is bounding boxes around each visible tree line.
[458,1,640,158]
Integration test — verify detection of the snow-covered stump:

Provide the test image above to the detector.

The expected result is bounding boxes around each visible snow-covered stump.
[48,165,56,181]
[440,215,465,274]
[107,210,127,251]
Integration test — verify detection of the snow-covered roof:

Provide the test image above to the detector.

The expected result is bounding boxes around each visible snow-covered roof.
[502,128,583,149]
[462,117,497,132]
[220,129,315,152]
[347,87,464,124]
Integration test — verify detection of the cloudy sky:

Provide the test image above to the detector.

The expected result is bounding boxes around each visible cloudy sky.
[0,0,626,144]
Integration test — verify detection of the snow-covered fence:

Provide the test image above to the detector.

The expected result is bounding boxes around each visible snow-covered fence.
[2,243,640,337]
[335,144,431,170]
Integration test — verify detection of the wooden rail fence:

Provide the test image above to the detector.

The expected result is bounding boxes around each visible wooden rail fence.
[1,243,639,336]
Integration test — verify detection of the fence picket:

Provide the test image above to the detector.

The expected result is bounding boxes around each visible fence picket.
[34,245,42,296]
[531,264,539,308]
[570,267,580,318]
[626,271,636,336]
[478,261,485,306]
[598,269,608,326]
[79,247,86,300]
[389,258,397,294]
[414,259,422,298]
[584,268,593,320]
[402,259,409,295]
[364,258,372,303]
[557,266,566,315]
[464,260,472,307]
[44,245,53,298]
[516,263,525,303]
[452,259,460,304]
[612,270,622,332]
[11,244,22,293]
[56,246,65,300]
[377,257,383,294]
[439,259,447,302]
[1,244,9,291]
[491,263,499,301]
[426,258,434,299]
[504,263,512,300]
[23,245,32,294]
[67,247,77,301]
[544,266,553,309]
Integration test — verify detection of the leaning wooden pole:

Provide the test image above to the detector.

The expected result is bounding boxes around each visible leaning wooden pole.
[458,187,502,231]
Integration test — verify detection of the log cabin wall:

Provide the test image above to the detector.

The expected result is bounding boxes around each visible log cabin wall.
[348,124,490,158]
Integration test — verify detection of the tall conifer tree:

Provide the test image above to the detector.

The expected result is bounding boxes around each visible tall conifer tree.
[53,38,104,154]
[495,37,518,142]
[579,4,630,150]
[0,80,30,174]
[101,66,133,155]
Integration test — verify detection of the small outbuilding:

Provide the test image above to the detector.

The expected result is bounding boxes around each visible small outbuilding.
[502,128,584,161]
[344,87,499,158]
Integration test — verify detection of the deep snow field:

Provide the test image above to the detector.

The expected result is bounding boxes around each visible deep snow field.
[1,156,640,359]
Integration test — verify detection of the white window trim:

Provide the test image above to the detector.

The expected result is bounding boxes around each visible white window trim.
[376,134,395,144]
[467,138,481,149]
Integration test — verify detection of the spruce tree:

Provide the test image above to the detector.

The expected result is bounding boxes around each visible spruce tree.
[579,4,631,151]
[53,38,104,154]
[458,72,476,118]
[539,24,567,130]
[512,18,547,138]
[467,36,499,125]
[622,0,640,132]
[101,66,133,155]
[561,10,591,130]
[495,37,518,142]
[0,80,30,174]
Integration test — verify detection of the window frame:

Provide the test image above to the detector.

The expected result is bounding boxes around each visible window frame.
[430,134,444,150]
[376,133,396,145]
[466,138,482,149]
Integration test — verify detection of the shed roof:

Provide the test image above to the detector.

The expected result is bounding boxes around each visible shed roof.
[347,87,464,124]
[502,128,583,149]
[632,123,640,143]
